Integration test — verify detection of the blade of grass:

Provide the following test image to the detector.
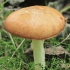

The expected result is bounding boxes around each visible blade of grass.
[8,39,25,60]
[2,29,16,47]
[60,6,70,13]
[55,33,70,46]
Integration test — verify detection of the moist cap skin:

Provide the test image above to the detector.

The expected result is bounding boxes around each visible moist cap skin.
[4,6,66,40]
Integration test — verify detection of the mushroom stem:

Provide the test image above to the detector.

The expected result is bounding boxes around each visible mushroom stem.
[32,40,45,70]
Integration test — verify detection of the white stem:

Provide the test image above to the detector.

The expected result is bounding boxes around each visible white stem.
[32,40,45,70]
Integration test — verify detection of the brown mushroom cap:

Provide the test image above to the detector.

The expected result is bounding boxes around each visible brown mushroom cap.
[4,6,66,40]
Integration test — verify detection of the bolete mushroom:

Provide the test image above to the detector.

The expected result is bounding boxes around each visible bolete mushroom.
[4,6,66,70]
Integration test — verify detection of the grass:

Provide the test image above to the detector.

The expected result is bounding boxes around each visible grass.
[0,1,70,70]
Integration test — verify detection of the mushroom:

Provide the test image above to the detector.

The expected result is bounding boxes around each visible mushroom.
[4,6,66,70]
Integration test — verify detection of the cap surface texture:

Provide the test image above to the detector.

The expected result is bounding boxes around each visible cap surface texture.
[4,6,66,40]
